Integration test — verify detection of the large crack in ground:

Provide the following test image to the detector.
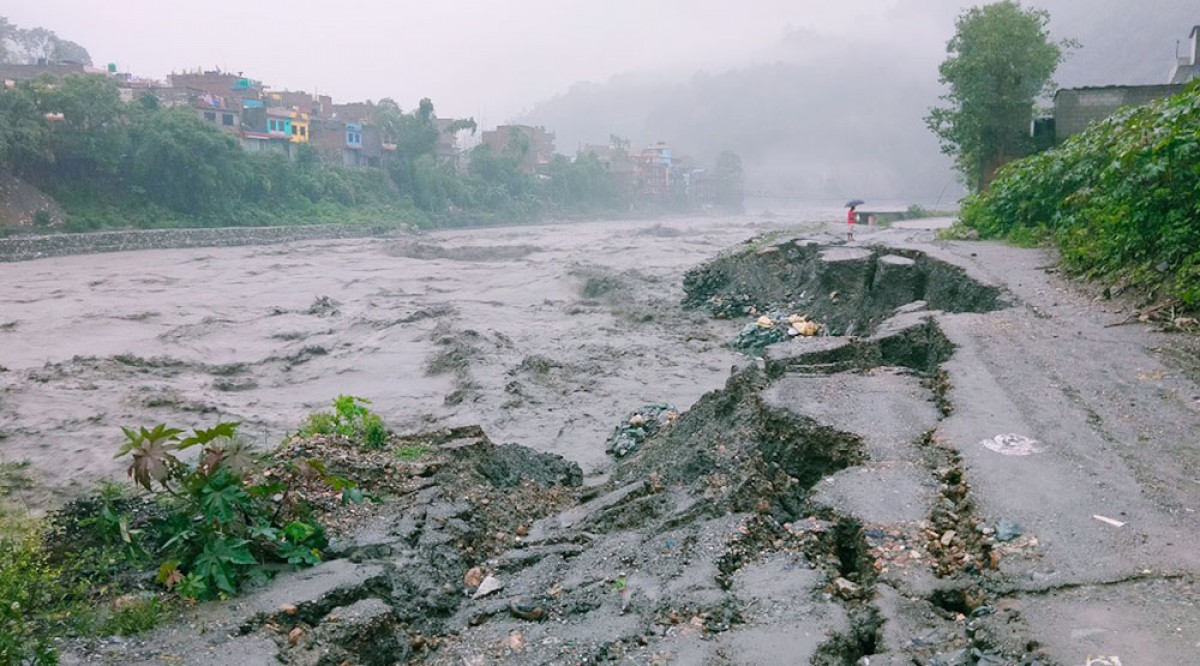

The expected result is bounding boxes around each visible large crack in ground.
[92,237,1048,665]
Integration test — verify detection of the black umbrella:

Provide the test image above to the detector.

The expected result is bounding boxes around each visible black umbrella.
[845,199,865,208]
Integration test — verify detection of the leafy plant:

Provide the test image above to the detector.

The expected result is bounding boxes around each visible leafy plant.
[115,421,349,599]
[960,80,1200,306]
[101,596,167,637]
[0,523,78,665]
[301,395,390,450]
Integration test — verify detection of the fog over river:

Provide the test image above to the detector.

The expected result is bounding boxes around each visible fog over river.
[1,214,839,508]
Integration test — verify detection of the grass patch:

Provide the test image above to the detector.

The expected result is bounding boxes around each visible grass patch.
[395,444,430,461]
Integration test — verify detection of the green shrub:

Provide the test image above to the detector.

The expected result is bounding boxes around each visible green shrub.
[101,596,168,637]
[300,395,390,450]
[0,523,77,665]
[115,422,350,599]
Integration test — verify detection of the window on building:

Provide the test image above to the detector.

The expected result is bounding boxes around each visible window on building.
[204,111,216,122]
[300,126,306,137]
[222,113,234,126]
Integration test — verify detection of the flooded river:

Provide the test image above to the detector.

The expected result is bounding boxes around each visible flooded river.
[0,215,824,507]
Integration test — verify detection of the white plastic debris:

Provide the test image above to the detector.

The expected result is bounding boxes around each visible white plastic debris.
[980,433,1041,456]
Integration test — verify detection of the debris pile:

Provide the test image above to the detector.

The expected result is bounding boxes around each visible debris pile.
[604,403,679,457]
[732,311,823,355]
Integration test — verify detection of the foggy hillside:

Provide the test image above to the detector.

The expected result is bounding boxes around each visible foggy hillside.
[517,0,1198,204]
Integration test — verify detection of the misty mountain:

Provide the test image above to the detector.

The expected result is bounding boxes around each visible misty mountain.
[517,0,1197,203]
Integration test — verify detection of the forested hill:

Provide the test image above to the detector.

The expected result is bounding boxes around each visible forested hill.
[516,0,1197,203]
[0,17,91,65]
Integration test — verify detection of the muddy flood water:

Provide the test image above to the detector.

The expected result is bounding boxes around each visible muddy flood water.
[1,215,820,508]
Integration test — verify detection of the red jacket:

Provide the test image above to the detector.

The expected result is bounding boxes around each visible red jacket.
[847,209,856,225]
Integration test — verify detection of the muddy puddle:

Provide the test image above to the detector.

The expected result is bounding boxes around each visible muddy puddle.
[0,216,808,507]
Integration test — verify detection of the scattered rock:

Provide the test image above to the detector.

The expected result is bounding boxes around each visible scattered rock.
[995,519,1023,542]
[833,576,864,600]
[605,403,678,457]
[463,566,485,588]
[472,575,503,599]
[508,600,546,622]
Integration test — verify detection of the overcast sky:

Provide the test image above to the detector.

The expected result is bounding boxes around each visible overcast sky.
[6,0,973,124]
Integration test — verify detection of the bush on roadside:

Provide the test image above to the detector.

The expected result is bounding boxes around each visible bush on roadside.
[300,395,390,450]
[112,422,357,600]
[960,80,1200,304]
[0,521,81,665]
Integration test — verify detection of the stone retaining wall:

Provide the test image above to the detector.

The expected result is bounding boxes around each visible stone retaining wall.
[0,224,399,263]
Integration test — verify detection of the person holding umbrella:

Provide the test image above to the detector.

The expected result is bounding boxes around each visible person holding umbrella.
[845,199,864,241]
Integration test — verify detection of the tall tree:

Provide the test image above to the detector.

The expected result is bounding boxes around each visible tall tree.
[925,1,1071,192]
[0,19,93,65]
[714,150,744,211]
[0,17,12,63]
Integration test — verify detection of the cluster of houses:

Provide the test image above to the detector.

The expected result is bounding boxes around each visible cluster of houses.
[134,69,459,169]
[578,140,720,203]
[0,61,727,205]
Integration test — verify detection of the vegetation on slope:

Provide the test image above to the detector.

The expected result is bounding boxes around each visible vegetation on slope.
[959,81,1200,305]
[0,75,648,232]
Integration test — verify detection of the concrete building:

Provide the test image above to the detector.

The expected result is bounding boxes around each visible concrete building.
[169,71,262,101]
[1053,84,1184,139]
[266,90,333,120]
[196,96,241,135]
[332,102,373,123]
[480,125,555,174]
[631,142,674,197]
[1169,25,1200,84]
[434,117,464,168]
[264,107,310,143]
[311,119,383,167]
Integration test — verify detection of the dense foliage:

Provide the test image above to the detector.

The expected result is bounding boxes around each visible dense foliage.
[959,81,1200,305]
[0,395,393,663]
[926,1,1070,192]
[0,72,728,231]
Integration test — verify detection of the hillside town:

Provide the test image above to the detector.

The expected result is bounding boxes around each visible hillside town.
[0,61,738,209]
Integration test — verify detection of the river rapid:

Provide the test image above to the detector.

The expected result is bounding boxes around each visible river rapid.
[0,214,825,508]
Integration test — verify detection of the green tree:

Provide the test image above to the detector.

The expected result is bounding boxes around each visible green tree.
[0,17,11,63]
[37,74,126,178]
[925,1,1071,192]
[125,108,249,216]
[0,80,51,172]
[713,150,745,211]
